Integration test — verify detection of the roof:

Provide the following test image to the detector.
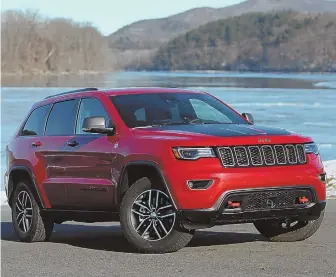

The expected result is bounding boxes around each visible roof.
[102,87,201,96]
[44,87,202,100]
[35,87,204,109]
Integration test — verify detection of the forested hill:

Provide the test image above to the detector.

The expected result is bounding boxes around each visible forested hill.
[134,12,336,72]
[108,0,336,51]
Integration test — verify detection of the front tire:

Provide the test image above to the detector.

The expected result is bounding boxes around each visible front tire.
[11,181,54,242]
[254,210,325,242]
[120,177,194,253]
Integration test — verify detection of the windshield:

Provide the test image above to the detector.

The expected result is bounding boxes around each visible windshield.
[110,93,248,128]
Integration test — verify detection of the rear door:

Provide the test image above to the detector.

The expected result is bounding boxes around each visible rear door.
[15,104,52,207]
[41,99,80,209]
[62,97,118,211]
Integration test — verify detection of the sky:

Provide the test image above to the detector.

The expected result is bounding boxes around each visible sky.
[1,0,245,35]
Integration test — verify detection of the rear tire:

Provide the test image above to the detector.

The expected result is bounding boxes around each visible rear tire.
[254,210,325,242]
[11,181,54,242]
[120,177,194,253]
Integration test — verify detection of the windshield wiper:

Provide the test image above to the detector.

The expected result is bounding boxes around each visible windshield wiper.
[152,122,188,127]
[188,118,221,125]
[133,122,187,128]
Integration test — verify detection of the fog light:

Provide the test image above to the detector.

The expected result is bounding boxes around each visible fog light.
[187,180,213,189]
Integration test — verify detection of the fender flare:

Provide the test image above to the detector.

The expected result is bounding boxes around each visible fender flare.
[8,165,44,208]
[117,161,177,209]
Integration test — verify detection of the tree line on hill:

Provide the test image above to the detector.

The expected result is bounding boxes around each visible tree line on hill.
[132,12,336,72]
[1,10,111,74]
[1,10,336,74]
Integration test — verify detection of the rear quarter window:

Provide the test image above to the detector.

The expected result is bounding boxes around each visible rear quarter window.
[21,104,52,136]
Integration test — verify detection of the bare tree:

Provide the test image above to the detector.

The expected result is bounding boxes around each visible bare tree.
[1,9,112,74]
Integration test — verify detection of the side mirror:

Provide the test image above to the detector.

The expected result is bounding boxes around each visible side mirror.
[242,113,254,124]
[82,116,115,135]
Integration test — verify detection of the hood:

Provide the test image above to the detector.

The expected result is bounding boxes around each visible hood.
[131,124,310,145]
[133,124,291,137]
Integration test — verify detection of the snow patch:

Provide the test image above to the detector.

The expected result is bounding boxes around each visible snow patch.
[324,160,336,198]
[1,191,7,207]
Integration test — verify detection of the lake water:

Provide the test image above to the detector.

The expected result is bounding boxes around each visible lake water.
[1,71,336,190]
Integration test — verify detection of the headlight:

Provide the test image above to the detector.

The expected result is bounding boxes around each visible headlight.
[172,147,216,160]
[304,143,319,155]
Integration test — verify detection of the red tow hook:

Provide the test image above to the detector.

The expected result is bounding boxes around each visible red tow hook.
[298,197,309,204]
[227,201,241,208]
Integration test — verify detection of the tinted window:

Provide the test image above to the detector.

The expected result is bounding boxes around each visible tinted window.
[76,98,112,134]
[21,105,51,136]
[110,93,247,128]
[190,99,231,123]
[134,108,146,121]
[45,100,78,136]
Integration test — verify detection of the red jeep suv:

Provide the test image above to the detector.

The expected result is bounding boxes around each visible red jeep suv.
[5,87,326,253]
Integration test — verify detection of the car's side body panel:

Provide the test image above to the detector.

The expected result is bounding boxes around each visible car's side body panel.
[59,134,119,210]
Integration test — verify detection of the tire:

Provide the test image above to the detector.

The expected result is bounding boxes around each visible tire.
[120,177,194,253]
[254,210,325,242]
[11,181,54,242]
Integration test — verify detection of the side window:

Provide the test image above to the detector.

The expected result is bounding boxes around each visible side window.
[21,104,51,136]
[190,99,232,123]
[76,98,112,135]
[169,106,182,122]
[45,100,78,136]
[134,108,146,121]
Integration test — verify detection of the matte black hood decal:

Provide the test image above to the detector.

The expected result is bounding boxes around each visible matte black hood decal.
[146,124,291,137]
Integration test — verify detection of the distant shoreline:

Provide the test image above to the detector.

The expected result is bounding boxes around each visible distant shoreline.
[2,70,336,88]
[1,70,111,77]
[2,69,336,77]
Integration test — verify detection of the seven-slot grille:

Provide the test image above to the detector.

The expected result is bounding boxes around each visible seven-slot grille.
[218,144,306,167]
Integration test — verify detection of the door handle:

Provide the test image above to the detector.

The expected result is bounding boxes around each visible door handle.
[32,141,42,147]
[67,140,79,147]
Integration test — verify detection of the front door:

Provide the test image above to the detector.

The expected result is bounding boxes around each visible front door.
[62,97,118,211]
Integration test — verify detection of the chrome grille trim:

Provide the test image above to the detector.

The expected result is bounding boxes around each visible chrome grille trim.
[218,147,235,167]
[285,145,297,164]
[248,146,263,166]
[296,144,306,164]
[234,147,249,166]
[274,145,287,165]
[261,145,275,165]
[218,144,306,168]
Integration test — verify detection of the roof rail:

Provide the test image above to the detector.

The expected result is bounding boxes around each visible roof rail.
[45,88,99,99]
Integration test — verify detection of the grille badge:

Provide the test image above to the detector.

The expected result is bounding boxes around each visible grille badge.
[258,138,271,143]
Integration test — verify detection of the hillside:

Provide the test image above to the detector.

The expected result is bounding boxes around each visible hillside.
[108,0,336,52]
[133,12,336,72]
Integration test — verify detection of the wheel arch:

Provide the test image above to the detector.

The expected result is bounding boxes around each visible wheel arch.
[116,161,176,209]
[8,166,44,208]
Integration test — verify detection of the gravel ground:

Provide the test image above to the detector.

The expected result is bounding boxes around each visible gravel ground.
[1,201,335,277]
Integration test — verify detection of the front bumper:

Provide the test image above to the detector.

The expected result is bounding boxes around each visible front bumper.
[164,159,326,210]
[180,196,326,229]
